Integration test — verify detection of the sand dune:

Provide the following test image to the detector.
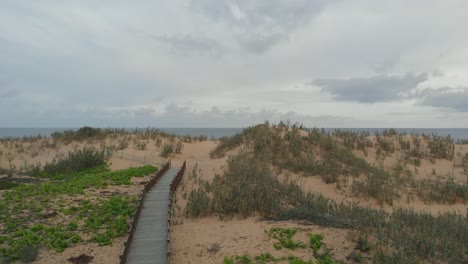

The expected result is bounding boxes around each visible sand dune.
[1,129,467,263]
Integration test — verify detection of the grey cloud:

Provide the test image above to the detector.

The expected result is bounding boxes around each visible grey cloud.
[239,32,285,54]
[372,57,400,74]
[388,112,412,116]
[190,0,329,53]
[315,73,428,103]
[153,34,222,56]
[418,87,468,112]
[0,77,17,99]
[100,106,156,118]
[0,89,19,99]
[133,108,156,116]
[431,69,444,77]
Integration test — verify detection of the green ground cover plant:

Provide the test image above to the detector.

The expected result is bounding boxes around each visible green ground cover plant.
[6,165,157,198]
[254,253,279,263]
[266,228,306,250]
[308,234,324,255]
[286,256,314,264]
[222,230,340,264]
[0,165,157,263]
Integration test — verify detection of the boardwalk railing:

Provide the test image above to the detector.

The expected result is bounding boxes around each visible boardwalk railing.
[167,161,186,264]
[119,160,171,264]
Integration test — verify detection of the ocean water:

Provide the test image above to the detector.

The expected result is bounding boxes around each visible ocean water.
[0,127,467,140]
[0,127,242,139]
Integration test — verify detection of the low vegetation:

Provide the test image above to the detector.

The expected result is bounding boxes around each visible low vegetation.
[209,123,466,206]
[0,158,157,263]
[267,228,306,250]
[40,146,109,178]
[189,123,468,263]
[186,151,288,218]
[223,228,339,264]
[160,141,183,158]
[1,125,467,263]
[49,127,207,146]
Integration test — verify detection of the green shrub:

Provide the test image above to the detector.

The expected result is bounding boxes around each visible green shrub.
[51,127,103,142]
[160,143,174,158]
[186,151,285,218]
[42,147,109,177]
[210,133,244,158]
[351,167,397,206]
[175,142,183,154]
[355,237,371,252]
[185,189,210,218]
[416,179,467,203]
[0,179,18,190]
[427,134,454,160]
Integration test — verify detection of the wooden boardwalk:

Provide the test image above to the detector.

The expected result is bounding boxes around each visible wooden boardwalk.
[126,167,179,264]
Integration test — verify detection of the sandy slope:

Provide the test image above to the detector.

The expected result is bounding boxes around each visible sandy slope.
[167,140,467,263]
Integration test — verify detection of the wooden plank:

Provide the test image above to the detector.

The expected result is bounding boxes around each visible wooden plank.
[126,167,179,264]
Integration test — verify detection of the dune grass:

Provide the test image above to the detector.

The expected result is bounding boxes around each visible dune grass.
[194,124,468,263]
[192,150,467,262]
[210,124,466,206]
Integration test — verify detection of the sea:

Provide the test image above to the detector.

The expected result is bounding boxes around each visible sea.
[0,127,467,140]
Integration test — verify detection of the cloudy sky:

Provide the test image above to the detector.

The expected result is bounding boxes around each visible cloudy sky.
[1,0,467,128]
